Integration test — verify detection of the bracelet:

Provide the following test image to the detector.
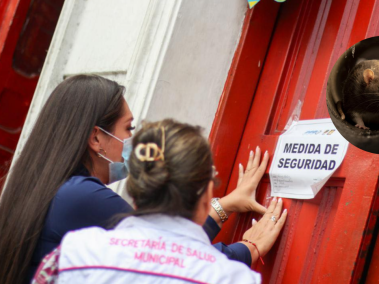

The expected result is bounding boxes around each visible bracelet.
[210,198,228,223]
[242,239,264,265]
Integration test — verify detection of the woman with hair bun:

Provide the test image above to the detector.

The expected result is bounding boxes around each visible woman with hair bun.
[33,119,287,284]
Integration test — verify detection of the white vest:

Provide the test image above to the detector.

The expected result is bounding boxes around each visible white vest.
[57,214,261,284]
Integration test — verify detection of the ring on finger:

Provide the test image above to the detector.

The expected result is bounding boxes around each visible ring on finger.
[270,216,277,223]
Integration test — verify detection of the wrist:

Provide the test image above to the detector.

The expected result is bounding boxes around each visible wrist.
[240,240,264,266]
[211,198,229,224]
[209,207,222,228]
[218,196,234,216]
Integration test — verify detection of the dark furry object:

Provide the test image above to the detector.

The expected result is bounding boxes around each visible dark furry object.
[340,59,379,130]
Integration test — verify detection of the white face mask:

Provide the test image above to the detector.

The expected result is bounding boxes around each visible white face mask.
[97,127,133,184]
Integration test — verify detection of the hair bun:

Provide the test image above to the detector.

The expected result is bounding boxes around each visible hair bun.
[126,119,213,219]
[136,160,169,196]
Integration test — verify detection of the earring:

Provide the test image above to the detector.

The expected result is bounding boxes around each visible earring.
[98,147,107,157]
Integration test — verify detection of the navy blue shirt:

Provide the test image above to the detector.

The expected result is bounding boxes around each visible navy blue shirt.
[26,170,251,283]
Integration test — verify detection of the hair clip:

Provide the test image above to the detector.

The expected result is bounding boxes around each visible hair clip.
[135,143,164,161]
[135,126,165,162]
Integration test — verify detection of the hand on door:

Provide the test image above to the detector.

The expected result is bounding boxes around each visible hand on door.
[240,197,287,265]
[218,146,269,217]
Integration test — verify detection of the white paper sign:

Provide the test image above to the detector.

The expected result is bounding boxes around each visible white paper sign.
[269,118,348,199]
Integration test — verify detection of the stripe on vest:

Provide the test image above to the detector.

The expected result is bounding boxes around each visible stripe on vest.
[59,265,209,284]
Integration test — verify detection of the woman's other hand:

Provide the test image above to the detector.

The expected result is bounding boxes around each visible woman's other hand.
[220,146,269,216]
[240,197,287,263]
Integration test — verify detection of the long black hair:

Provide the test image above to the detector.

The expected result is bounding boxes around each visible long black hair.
[0,75,126,284]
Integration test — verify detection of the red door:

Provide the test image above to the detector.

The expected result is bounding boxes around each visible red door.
[0,0,64,188]
[210,0,379,283]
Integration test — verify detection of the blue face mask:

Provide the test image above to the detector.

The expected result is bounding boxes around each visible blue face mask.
[97,127,133,184]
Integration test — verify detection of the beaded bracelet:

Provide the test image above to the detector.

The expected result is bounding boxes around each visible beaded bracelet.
[242,239,264,265]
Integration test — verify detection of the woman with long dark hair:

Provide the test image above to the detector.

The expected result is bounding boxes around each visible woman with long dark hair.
[0,75,134,283]
[32,119,287,283]
[0,75,272,284]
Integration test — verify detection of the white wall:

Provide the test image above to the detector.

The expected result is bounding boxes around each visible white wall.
[146,0,247,137]
[63,1,149,76]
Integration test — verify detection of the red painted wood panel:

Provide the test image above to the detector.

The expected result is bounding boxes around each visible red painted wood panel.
[0,0,64,188]
[210,0,379,282]
[209,0,280,198]
[0,0,33,184]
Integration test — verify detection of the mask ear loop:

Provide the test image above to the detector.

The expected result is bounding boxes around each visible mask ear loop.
[98,152,114,163]
[98,126,124,143]
[196,186,206,196]
[96,126,123,163]
[97,148,114,163]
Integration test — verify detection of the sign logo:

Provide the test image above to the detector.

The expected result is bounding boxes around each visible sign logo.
[303,129,336,136]
[248,0,287,9]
